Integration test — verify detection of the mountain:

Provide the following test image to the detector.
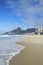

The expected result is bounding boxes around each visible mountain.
[4,27,37,35]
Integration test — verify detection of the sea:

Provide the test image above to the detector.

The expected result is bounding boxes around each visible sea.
[0,35,25,65]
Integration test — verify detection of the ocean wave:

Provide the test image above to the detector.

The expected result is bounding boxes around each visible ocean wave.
[0,35,25,65]
[0,45,25,65]
[0,35,9,37]
[7,46,25,65]
[0,35,25,37]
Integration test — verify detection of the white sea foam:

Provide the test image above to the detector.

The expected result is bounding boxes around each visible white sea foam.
[0,35,25,37]
[0,35,9,37]
[0,35,25,65]
[7,46,25,65]
[0,45,25,65]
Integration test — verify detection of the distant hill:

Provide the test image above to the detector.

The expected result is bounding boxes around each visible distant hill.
[4,27,37,35]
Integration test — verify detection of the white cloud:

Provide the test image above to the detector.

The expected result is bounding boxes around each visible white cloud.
[6,0,43,27]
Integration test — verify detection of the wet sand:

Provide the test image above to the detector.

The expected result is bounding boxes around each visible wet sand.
[9,35,43,65]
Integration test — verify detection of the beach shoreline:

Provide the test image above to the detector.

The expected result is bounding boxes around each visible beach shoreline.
[9,35,43,65]
[7,46,25,65]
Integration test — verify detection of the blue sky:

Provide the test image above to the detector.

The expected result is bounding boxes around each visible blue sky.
[0,0,43,33]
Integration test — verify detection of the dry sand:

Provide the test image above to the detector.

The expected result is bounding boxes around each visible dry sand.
[9,35,43,65]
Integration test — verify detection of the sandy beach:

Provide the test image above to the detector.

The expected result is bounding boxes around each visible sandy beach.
[9,35,43,65]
